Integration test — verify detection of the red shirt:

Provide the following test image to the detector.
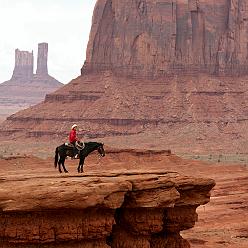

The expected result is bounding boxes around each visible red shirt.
[69,129,77,143]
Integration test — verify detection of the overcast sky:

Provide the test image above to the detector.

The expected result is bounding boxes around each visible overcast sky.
[0,0,97,84]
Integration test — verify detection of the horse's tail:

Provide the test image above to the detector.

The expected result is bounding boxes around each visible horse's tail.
[54,147,59,168]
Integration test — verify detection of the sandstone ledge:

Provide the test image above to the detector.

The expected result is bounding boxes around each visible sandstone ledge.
[0,171,215,247]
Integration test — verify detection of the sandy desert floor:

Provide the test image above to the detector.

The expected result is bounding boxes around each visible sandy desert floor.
[0,145,247,248]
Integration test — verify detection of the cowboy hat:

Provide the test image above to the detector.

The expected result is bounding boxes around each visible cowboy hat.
[71,124,78,129]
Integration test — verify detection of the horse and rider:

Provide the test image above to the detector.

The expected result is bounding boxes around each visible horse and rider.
[69,124,80,158]
[54,124,105,173]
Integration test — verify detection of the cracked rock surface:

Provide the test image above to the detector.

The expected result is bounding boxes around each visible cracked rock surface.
[0,163,214,247]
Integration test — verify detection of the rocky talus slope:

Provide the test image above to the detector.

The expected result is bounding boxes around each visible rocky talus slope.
[2,72,248,154]
[0,168,215,248]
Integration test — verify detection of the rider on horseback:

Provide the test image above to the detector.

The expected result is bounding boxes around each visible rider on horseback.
[69,124,79,158]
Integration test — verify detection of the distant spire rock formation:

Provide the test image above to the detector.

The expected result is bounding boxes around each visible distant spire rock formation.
[0,42,62,119]
[36,43,48,76]
[10,43,55,82]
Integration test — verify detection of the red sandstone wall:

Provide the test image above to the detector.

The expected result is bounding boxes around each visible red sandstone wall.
[83,0,248,77]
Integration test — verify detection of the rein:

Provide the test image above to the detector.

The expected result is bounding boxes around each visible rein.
[75,141,85,151]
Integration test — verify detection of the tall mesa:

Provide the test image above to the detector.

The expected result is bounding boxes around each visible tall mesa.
[83,0,248,77]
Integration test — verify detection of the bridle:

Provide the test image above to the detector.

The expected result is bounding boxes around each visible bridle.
[97,145,105,157]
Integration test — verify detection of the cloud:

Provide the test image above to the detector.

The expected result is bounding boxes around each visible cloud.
[0,0,97,84]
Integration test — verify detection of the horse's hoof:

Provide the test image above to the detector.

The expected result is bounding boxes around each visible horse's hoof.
[59,171,62,173]
[65,170,69,173]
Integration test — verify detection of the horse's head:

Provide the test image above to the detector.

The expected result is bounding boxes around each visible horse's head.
[97,143,105,157]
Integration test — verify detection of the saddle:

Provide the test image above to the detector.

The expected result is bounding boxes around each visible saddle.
[65,141,85,151]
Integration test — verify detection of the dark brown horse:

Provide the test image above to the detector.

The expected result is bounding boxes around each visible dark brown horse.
[54,142,105,173]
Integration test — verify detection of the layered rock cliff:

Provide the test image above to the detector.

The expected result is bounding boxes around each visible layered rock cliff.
[83,0,248,78]
[0,170,215,248]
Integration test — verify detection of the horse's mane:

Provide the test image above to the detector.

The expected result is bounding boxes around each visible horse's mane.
[83,142,102,154]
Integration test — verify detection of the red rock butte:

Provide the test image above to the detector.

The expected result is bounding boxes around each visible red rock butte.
[84,0,248,77]
[1,0,248,153]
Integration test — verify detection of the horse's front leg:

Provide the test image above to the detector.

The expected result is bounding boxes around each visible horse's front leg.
[78,157,85,173]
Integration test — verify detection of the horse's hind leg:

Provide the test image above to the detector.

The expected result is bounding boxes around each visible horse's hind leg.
[61,158,68,173]
[58,158,63,173]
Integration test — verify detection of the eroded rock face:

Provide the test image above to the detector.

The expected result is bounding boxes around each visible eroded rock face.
[2,71,248,155]
[0,171,215,248]
[11,49,34,81]
[83,0,248,77]
[36,42,48,76]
